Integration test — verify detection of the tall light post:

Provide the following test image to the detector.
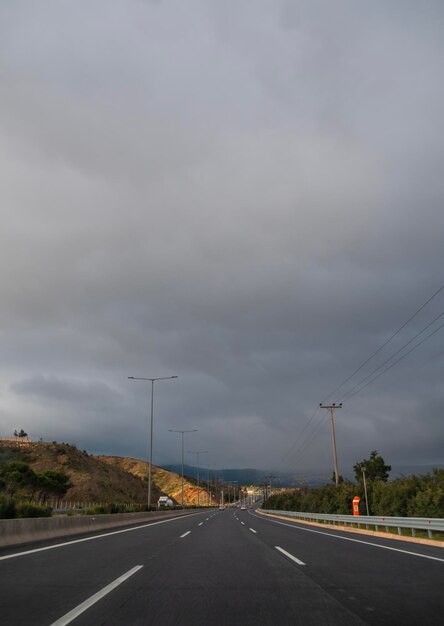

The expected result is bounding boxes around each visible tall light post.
[187,450,208,508]
[230,481,238,506]
[128,375,178,509]
[168,429,197,508]
[206,467,211,506]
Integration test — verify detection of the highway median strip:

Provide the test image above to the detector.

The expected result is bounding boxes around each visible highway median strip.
[0,514,202,562]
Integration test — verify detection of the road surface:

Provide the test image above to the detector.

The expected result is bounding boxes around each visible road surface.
[0,508,442,625]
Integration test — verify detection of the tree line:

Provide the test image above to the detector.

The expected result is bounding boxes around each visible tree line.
[265,451,444,518]
[0,459,71,518]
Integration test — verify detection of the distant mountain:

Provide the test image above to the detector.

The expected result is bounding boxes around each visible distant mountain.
[162,463,444,487]
[161,464,330,487]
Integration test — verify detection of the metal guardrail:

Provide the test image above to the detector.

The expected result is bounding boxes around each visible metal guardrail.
[259,509,444,539]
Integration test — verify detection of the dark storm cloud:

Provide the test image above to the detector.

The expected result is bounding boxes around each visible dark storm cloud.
[0,1,443,475]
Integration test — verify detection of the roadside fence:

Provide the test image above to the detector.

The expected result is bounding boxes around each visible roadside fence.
[260,509,444,539]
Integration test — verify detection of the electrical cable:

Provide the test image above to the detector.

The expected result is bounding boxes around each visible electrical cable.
[341,319,444,402]
[338,309,444,402]
[271,406,321,474]
[322,284,444,403]
[272,410,329,476]
[269,284,444,482]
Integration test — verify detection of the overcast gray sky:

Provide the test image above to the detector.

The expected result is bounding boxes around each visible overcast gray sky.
[1,1,443,477]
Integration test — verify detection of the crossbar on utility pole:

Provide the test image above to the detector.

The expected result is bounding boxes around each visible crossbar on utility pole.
[320,403,342,487]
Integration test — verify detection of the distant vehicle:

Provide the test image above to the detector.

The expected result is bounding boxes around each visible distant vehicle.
[157,496,174,508]
[219,505,225,510]
[240,505,246,510]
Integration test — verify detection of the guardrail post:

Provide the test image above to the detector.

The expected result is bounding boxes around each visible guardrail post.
[411,528,416,537]
[397,527,401,535]
[428,529,432,539]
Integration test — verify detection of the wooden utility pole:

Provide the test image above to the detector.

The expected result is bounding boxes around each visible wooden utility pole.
[319,403,342,487]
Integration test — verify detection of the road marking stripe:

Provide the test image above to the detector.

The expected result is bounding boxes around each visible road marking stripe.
[0,514,204,562]
[180,531,191,538]
[198,522,203,526]
[252,513,444,563]
[241,521,245,525]
[249,528,257,534]
[275,546,305,565]
[49,565,143,626]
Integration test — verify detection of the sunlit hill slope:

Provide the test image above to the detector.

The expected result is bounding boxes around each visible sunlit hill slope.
[0,441,215,505]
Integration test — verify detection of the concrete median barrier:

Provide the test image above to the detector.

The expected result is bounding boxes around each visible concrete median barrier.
[0,509,205,549]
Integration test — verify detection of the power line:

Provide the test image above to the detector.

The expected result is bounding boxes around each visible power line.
[277,416,331,479]
[271,406,321,474]
[322,284,444,403]
[339,309,444,402]
[269,284,444,482]
[272,410,329,476]
[341,319,444,402]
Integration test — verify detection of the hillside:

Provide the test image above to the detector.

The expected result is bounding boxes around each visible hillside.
[98,456,218,506]
[0,442,214,505]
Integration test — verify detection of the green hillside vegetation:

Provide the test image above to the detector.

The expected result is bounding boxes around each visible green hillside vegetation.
[265,451,444,519]
[0,441,216,517]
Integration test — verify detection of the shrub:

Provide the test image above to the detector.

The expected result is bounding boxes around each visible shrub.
[16,502,52,518]
[265,469,444,518]
[0,496,16,518]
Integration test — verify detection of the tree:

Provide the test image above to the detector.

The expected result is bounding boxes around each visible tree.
[354,450,391,483]
[13,429,28,439]
[34,471,71,503]
[0,461,37,496]
[331,472,344,484]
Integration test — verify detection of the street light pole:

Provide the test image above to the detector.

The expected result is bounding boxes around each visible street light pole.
[168,429,197,508]
[230,481,238,506]
[128,375,178,509]
[188,450,208,508]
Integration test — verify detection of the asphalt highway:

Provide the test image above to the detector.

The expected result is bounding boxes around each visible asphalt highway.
[0,508,443,625]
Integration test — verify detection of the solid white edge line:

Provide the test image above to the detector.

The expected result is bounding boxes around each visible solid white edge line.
[180,531,191,538]
[50,565,143,626]
[0,513,205,562]
[275,546,305,565]
[251,512,444,563]
[249,528,257,534]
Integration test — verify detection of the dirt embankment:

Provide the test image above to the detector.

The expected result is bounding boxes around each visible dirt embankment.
[0,442,219,505]
[98,455,218,506]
